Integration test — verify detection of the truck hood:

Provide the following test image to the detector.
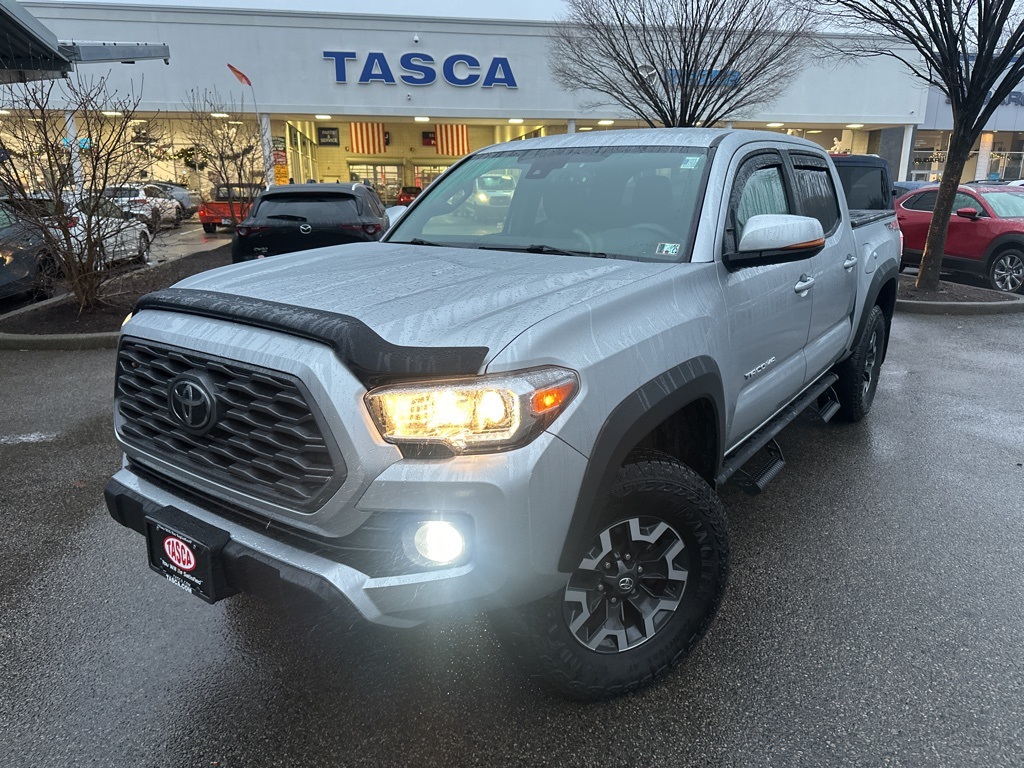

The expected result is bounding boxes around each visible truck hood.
[172,241,673,358]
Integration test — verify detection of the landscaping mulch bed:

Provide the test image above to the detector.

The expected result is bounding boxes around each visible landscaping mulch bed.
[897,273,1014,303]
[0,245,232,335]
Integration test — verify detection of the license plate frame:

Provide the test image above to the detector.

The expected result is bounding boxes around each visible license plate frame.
[220,218,233,225]
[145,507,234,604]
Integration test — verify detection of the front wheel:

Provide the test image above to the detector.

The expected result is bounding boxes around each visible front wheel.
[490,450,729,700]
[988,248,1024,293]
[835,304,886,422]
[172,207,183,228]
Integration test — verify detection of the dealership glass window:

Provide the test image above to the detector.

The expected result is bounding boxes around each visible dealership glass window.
[414,165,450,188]
[349,164,403,204]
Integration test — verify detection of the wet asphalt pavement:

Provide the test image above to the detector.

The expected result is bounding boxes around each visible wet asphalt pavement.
[2,312,1023,767]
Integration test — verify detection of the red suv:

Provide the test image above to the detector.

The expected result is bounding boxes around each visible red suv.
[896,185,1024,292]
[396,186,422,206]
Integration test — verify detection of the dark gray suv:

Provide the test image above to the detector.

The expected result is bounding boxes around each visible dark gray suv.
[231,183,389,263]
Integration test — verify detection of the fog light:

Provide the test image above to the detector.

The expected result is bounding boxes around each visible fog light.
[413,521,465,565]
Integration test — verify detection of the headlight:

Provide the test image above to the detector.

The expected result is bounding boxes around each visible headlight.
[364,366,579,455]
[476,192,489,202]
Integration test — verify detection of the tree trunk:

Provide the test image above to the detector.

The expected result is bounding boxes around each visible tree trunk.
[916,134,972,291]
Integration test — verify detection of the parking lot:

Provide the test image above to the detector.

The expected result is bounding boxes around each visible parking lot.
[1,310,1022,766]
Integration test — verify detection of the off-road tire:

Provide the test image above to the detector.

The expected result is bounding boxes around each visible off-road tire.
[835,304,886,422]
[202,223,217,234]
[490,449,729,701]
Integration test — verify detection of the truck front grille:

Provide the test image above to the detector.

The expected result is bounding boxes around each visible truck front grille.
[115,339,344,510]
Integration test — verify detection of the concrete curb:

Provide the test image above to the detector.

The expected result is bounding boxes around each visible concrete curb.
[895,293,1024,315]
[0,330,120,350]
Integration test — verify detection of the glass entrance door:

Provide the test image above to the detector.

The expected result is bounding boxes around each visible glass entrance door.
[349,164,403,204]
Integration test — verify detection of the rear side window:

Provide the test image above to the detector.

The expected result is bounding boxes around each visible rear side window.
[253,194,361,221]
[790,155,840,236]
[0,206,14,228]
[903,191,938,211]
[835,166,889,210]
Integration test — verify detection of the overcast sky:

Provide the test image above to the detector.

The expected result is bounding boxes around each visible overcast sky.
[36,0,567,20]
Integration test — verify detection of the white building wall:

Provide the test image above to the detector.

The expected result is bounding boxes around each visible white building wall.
[30,2,928,126]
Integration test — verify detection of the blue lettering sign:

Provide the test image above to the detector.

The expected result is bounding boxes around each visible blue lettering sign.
[666,68,741,87]
[359,52,396,84]
[323,51,358,83]
[482,57,517,88]
[324,51,516,88]
[400,53,437,86]
[443,54,480,87]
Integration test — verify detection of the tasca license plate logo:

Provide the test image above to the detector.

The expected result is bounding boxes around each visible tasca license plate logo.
[163,535,197,572]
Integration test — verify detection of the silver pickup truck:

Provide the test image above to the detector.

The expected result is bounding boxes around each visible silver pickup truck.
[106,129,900,700]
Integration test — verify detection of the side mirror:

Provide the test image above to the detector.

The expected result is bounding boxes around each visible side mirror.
[385,205,409,226]
[956,207,979,219]
[724,214,826,270]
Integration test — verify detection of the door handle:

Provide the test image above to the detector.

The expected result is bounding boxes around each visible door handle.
[794,275,815,294]
[843,255,858,271]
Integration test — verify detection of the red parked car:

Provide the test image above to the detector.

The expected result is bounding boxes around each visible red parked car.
[396,185,422,206]
[896,184,1024,293]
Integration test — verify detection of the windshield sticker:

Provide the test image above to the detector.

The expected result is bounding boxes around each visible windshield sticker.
[679,157,701,169]
[656,243,681,256]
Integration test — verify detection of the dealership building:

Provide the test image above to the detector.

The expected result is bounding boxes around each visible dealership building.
[15,1,1024,198]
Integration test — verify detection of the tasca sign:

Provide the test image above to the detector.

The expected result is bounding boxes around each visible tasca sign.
[323,51,517,88]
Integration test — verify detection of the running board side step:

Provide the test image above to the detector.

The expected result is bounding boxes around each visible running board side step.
[716,373,839,491]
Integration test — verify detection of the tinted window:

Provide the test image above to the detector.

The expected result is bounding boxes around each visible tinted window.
[215,185,262,201]
[401,186,422,194]
[736,166,790,238]
[836,166,888,210]
[791,159,840,235]
[103,187,141,198]
[904,191,938,211]
[0,206,14,228]
[252,194,361,221]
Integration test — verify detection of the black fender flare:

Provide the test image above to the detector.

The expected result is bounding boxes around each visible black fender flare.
[853,263,898,362]
[557,356,725,572]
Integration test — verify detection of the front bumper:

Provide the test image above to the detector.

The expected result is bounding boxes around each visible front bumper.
[106,428,587,627]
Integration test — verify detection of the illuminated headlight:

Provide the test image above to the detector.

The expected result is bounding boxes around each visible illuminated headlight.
[412,521,465,565]
[121,311,133,328]
[476,192,489,202]
[364,366,579,455]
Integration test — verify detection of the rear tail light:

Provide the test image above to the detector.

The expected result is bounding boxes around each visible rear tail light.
[236,225,268,237]
[341,223,383,236]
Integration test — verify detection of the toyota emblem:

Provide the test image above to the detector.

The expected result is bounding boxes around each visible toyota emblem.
[299,224,312,234]
[168,375,216,432]
[617,576,635,592]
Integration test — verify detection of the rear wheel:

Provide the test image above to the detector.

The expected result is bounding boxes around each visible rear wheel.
[133,233,150,265]
[491,450,729,700]
[988,247,1024,293]
[202,223,217,234]
[172,207,183,228]
[835,304,886,422]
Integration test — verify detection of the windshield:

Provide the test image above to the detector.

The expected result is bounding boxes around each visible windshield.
[252,193,361,221]
[103,187,140,198]
[216,184,262,201]
[981,190,1024,218]
[387,145,710,262]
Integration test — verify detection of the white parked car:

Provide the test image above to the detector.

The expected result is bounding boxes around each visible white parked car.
[102,184,184,231]
[1,195,152,268]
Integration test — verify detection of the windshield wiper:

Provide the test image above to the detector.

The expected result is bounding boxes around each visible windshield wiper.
[402,237,452,247]
[478,243,608,258]
[266,214,307,222]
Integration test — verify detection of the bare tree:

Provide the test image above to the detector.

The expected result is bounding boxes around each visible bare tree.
[550,0,818,128]
[820,0,1024,292]
[180,88,264,225]
[0,74,161,308]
